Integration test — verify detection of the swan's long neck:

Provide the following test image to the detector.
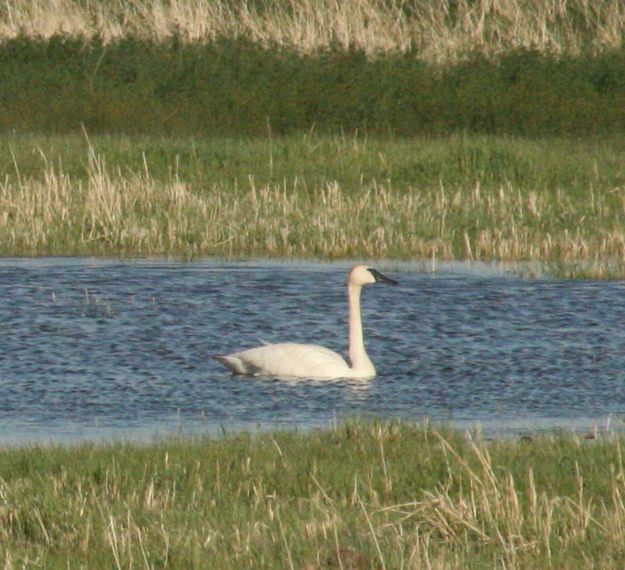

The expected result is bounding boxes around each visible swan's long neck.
[347,283,375,376]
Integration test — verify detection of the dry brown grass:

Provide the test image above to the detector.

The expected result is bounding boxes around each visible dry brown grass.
[365,430,625,569]
[0,0,623,61]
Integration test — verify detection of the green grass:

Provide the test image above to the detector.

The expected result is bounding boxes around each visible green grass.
[2,37,625,137]
[2,132,625,277]
[5,131,625,191]
[1,421,625,568]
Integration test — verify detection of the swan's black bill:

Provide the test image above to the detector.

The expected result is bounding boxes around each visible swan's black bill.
[368,268,398,285]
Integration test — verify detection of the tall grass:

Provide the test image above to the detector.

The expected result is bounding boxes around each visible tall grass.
[2,133,625,276]
[1,0,624,61]
[2,421,625,568]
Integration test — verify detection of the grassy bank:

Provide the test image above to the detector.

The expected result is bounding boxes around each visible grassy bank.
[1,421,625,568]
[2,133,625,276]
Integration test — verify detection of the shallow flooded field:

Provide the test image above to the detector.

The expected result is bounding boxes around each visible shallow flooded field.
[2,258,625,444]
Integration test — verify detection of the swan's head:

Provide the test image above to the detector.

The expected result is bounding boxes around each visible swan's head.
[349,265,398,287]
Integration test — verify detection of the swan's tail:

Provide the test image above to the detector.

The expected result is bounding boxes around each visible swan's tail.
[212,354,259,376]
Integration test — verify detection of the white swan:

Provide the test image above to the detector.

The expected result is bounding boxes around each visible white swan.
[213,265,397,380]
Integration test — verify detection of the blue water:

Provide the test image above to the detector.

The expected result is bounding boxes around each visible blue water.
[1,258,625,445]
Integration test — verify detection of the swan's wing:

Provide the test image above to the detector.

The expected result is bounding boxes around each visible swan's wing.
[215,343,350,379]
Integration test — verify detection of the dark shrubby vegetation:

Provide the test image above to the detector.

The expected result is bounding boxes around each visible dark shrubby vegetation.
[2,36,625,136]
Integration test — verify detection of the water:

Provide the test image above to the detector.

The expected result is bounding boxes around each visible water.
[1,258,625,445]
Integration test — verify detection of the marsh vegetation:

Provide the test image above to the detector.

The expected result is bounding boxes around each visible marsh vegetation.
[2,133,625,277]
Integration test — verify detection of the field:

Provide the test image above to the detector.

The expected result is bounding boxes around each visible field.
[0,421,624,569]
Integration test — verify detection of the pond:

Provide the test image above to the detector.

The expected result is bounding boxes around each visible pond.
[2,258,625,445]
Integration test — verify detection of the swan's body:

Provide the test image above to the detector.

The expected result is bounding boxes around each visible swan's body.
[213,265,397,380]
